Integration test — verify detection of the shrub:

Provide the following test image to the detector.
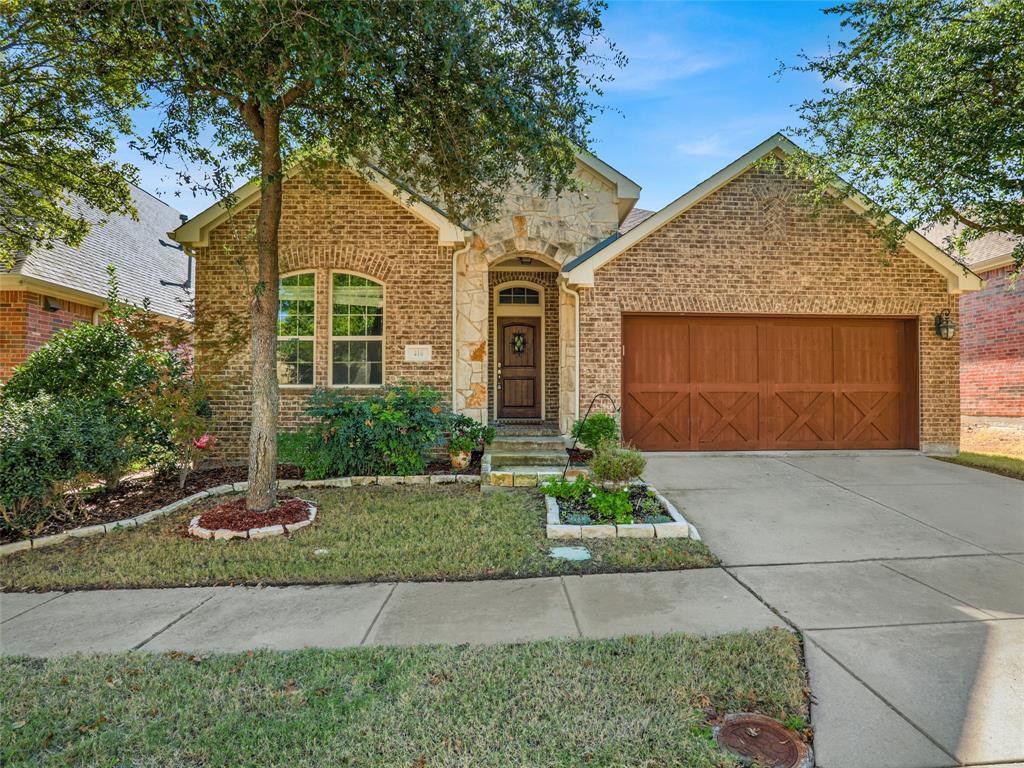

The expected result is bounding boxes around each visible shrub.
[571,413,619,450]
[539,474,593,501]
[1,319,166,486]
[0,395,126,536]
[299,384,447,478]
[587,488,633,524]
[589,440,646,484]
[446,413,496,454]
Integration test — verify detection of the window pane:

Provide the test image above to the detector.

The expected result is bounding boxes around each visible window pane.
[349,362,368,385]
[368,363,382,385]
[295,313,315,337]
[499,287,539,305]
[332,362,349,385]
[367,315,383,335]
[367,340,382,363]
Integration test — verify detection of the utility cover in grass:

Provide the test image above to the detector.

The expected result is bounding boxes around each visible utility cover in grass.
[549,546,591,561]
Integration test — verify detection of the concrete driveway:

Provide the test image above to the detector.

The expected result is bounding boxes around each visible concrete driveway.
[646,451,1024,768]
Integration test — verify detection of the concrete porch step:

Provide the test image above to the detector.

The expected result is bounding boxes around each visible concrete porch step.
[482,465,587,490]
[490,435,570,453]
[487,450,570,467]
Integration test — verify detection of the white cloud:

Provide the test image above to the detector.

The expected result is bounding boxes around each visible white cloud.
[676,135,729,157]
[592,31,723,93]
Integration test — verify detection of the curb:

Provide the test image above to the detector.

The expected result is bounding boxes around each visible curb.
[0,473,483,557]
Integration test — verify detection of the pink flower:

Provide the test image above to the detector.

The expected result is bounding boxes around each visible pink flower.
[192,434,213,450]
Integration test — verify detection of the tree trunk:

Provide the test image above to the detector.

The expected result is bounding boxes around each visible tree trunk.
[246,112,283,512]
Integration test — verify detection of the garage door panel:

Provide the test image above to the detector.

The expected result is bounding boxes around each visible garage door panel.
[623,388,690,450]
[696,390,759,449]
[691,322,759,383]
[837,391,902,447]
[770,390,836,448]
[622,315,918,451]
[766,323,834,384]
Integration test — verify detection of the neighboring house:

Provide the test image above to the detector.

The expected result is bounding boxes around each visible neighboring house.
[925,224,1023,456]
[172,133,980,459]
[0,184,192,382]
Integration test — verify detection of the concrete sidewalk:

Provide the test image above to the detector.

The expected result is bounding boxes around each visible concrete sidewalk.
[0,569,785,656]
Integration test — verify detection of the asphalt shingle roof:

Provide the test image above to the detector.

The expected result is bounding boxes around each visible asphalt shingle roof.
[6,184,192,320]
[618,206,656,234]
[922,221,1020,267]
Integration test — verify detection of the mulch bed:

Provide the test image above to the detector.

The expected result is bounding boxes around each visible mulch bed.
[0,465,303,545]
[196,496,311,531]
[4,454,481,544]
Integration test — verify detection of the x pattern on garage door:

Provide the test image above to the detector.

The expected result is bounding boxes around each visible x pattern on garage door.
[622,315,919,451]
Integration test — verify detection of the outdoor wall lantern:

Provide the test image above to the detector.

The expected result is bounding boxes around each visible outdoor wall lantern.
[43,296,60,312]
[934,309,956,340]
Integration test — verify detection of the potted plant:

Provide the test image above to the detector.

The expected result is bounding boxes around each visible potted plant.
[568,412,619,463]
[446,414,496,470]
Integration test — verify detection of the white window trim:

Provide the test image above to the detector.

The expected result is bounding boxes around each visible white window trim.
[330,269,385,389]
[277,270,317,389]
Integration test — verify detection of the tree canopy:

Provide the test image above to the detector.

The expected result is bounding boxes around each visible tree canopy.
[52,0,620,511]
[784,0,1023,268]
[0,1,146,269]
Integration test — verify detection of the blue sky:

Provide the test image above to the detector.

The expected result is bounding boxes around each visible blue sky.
[123,0,842,217]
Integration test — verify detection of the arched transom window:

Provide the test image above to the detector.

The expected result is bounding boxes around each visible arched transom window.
[332,273,384,386]
[277,272,315,386]
[498,286,540,305]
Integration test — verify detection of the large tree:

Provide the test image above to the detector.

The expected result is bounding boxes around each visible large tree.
[783,0,1023,267]
[0,1,146,269]
[65,0,619,511]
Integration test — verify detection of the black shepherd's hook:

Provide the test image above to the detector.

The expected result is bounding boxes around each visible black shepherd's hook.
[562,393,618,480]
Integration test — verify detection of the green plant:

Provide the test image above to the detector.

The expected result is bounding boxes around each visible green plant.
[637,496,670,522]
[300,384,447,478]
[539,475,593,502]
[446,413,496,455]
[0,395,126,537]
[587,488,633,524]
[589,441,646,485]
[563,513,592,526]
[570,413,619,450]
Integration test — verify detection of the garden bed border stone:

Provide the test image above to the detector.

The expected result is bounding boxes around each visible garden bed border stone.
[544,484,701,541]
[0,473,482,557]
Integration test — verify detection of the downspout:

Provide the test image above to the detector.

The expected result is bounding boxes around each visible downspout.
[558,278,582,432]
[451,237,473,414]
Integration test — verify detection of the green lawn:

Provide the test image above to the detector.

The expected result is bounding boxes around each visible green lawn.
[936,451,1024,481]
[1,485,716,591]
[1,629,805,768]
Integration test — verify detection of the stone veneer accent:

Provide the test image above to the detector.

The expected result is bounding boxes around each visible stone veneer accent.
[454,161,621,425]
[578,167,963,452]
[195,167,454,459]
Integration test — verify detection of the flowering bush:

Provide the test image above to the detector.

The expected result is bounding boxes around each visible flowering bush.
[445,413,496,455]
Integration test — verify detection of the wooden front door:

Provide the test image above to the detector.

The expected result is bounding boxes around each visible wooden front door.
[622,315,919,451]
[498,317,541,419]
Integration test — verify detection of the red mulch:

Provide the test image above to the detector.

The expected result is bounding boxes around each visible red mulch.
[197,496,311,531]
[0,465,304,544]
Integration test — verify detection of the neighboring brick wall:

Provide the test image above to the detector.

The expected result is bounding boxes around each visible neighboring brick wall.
[579,167,962,451]
[959,264,1024,416]
[0,290,96,382]
[196,167,454,460]
[487,270,559,422]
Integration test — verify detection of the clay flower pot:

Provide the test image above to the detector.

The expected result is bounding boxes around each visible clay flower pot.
[449,450,471,470]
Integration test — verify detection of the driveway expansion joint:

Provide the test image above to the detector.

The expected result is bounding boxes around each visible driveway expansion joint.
[558,576,584,638]
[0,592,66,624]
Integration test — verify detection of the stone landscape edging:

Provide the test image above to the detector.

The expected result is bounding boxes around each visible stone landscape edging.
[0,473,482,557]
[545,483,701,541]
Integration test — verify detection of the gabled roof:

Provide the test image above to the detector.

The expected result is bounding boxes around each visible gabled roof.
[1,184,192,320]
[576,152,641,223]
[563,133,982,292]
[172,163,469,249]
[618,207,655,234]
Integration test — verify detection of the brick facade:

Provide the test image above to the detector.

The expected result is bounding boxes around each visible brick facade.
[0,290,96,382]
[959,264,1023,417]
[196,168,454,459]
[578,167,962,452]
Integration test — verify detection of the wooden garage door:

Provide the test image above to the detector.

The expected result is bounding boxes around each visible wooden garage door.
[622,315,918,451]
